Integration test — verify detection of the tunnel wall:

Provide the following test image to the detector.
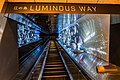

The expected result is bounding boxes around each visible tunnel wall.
[57,14,110,62]
[110,23,120,67]
[77,14,110,61]
[109,15,120,66]
[0,18,19,80]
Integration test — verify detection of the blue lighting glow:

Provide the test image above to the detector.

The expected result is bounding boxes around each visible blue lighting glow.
[8,14,41,47]
[57,14,84,53]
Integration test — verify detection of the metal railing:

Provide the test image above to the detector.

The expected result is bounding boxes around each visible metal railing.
[37,44,49,80]
[56,41,88,80]
[55,41,73,80]
[25,40,50,80]
[12,39,49,80]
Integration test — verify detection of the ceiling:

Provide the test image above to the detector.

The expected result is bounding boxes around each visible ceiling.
[25,14,58,34]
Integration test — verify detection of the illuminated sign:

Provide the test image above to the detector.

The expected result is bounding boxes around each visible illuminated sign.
[2,3,120,13]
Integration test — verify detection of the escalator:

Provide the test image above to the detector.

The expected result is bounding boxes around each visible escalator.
[42,41,70,80]
[31,40,70,80]
[13,39,88,80]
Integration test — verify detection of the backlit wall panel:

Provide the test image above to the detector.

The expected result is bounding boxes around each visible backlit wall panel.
[8,14,41,47]
[57,14,110,62]
[77,14,110,61]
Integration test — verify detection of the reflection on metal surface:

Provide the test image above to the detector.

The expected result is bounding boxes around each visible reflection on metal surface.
[0,14,7,42]
[57,14,110,61]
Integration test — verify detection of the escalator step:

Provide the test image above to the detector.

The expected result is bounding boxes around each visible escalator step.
[48,55,59,56]
[42,75,68,78]
[45,67,64,70]
[46,60,61,62]
[43,71,67,76]
[42,77,69,80]
[45,64,63,67]
[44,71,66,73]
[49,49,57,51]
[46,62,62,64]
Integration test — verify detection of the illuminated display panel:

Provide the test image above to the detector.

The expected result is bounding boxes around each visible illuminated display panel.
[17,23,41,47]
[57,14,110,61]
[8,14,41,47]
[57,14,120,80]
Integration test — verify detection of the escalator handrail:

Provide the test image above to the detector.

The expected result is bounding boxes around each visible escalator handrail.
[59,51,73,80]
[38,45,49,80]
[57,41,94,80]
[20,39,49,67]
[59,46,87,80]
[19,39,43,61]
[25,41,49,80]
[54,41,73,80]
